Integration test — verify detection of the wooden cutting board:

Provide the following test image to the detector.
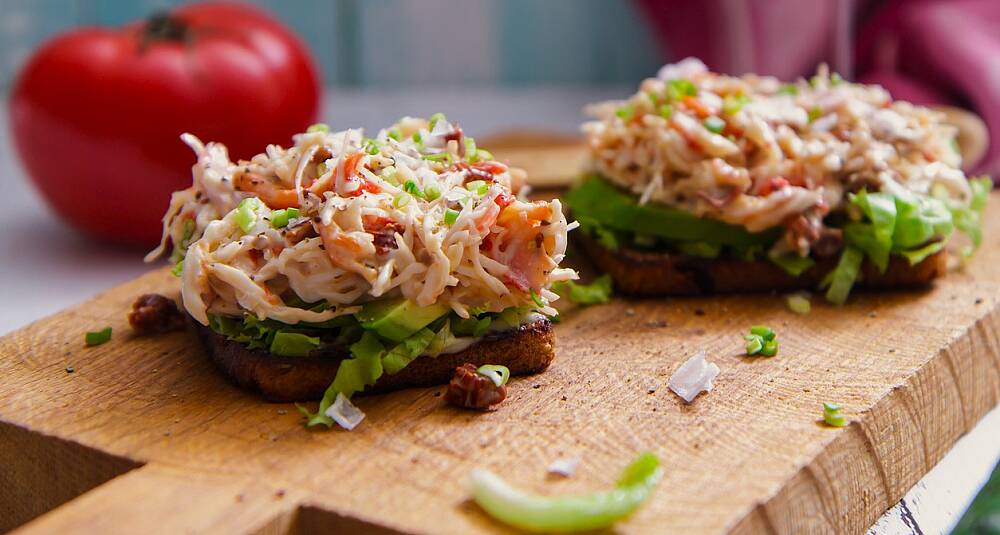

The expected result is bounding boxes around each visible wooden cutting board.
[3,197,1000,535]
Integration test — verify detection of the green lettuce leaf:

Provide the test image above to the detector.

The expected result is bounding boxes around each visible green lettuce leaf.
[382,328,436,374]
[948,176,992,256]
[847,190,897,272]
[270,332,320,357]
[768,252,815,276]
[821,246,863,305]
[552,274,613,305]
[899,241,945,266]
[891,193,953,250]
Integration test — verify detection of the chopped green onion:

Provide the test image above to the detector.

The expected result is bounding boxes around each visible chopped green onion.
[412,132,423,149]
[777,84,799,96]
[744,334,764,355]
[444,208,460,225]
[404,179,424,198]
[424,184,442,201]
[786,293,811,315]
[722,94,751,115]
[171,259,184,277]
[703,116,726,134]
[464,137,478,162]
[422,152,454,166]
[270,207,300,229]
[387,128,401,141]
[476,365,510,387]
[393,192,411,209]
[950,137,961,155]
[808,106,823,123]
[744,326,777,356]
[85,327,112,346]
[823,402,847,427]
[316,162,328,176]
[235,197,261,233]
[750,325,775,341]
[468,451,662,533]
[364,137,381,155]
[428,112,447,130]
[616,105,635,121]
[831,72,843,86]
[466,180,489,196]
[381,165,399,185]
[530,289,546,308]
[666,78,697,100]
[306,123,329,133]
[658,104,673,119]
[646,91,658,105]
[477,149,495,161]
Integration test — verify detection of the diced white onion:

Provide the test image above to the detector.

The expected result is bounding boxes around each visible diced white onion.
[325,393,366,430]
[668,351,720,403]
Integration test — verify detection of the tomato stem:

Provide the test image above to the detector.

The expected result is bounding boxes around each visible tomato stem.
[141,11,192,47]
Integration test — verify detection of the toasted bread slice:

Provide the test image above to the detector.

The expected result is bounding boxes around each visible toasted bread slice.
[193,318,555,402]
[575,233,947,296]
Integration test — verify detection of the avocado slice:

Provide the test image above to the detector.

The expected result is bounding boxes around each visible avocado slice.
[357,298,449,342]
[566,175,779,247]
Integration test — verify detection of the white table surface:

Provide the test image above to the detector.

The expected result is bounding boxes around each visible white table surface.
[1,88,996,534]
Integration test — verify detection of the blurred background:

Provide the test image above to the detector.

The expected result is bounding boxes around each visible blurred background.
[1,1,999,533]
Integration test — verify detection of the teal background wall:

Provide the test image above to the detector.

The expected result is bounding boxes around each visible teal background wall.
[0,0,664,90]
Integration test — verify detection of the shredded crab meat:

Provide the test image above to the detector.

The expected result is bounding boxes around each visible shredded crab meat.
[150,116,577,324]
[583,58,971,256]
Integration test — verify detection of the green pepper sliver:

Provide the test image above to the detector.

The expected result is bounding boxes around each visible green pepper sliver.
[565,175,779,247]
[469,452,663,533]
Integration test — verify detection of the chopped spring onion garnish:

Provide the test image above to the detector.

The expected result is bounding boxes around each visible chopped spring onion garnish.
[364,137,381,155]
[423,152,454,166]
[477,149,494,161]
[170,219,196,277]
[831,72,843,85]
[616,105,635,121]
[381,165,398,185]
[823,402,847,427]
[744,326,778,357]
[777,84,799,96]
[666,78,697,100]
[786,293,811,315]
[722,94,750,115]
[270,207,301,229]
[476,365,511,387]
[808,106,823,123]
[85,327,112,346]
[306,123,329,133]
[428,112,446,130]
[530,289,546,308]
[316,161,328,176]
[468,452,662,533]
[387,128,401,141]
[393,192,411,209]
[703,116,725,134]
[465,137,478,162]
[412,132,423,148]
[404,179,424,198]
[444,208,460,225]
[235,197,261,233]
[466,180,489,196]
[658,104,673,119]
[424,184,442,201]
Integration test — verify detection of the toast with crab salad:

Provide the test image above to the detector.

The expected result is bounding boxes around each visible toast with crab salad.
[147,114,577,428]
[567,58,990,303]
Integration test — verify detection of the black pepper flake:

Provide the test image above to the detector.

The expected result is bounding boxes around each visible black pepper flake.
[560,395,567,401]
[433,391,441,397]
[65,366,75,373]
[694,308,706,316]
[975,297,984,305]
[532,384,541,389]
[647,389,656,394]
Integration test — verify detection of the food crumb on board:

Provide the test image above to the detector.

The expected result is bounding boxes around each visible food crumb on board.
[65,366,75,373]
[868,311,877,318]
[694,308,706,316]
[235,494,244,503]
[975,297,984,304]
[625,308,635,316]
[275,489,286,498]
[647,389,656,394]
[277,409,287,415]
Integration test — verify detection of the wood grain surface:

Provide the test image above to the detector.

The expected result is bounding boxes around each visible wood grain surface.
[2,195,1000,534]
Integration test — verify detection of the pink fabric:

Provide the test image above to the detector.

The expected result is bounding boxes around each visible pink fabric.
[634,0,999,175]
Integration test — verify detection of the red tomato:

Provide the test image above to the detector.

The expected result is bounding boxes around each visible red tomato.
[9,3,321,245]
